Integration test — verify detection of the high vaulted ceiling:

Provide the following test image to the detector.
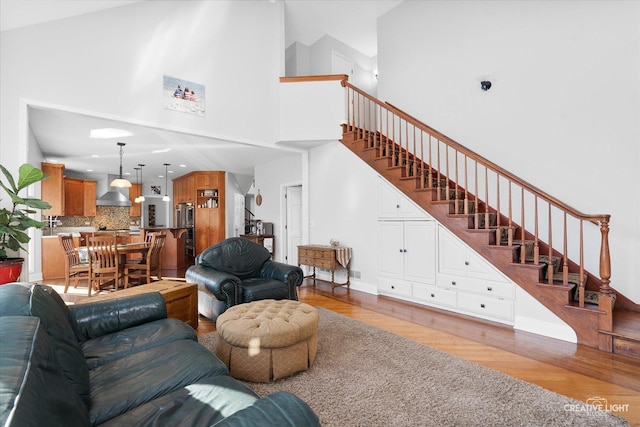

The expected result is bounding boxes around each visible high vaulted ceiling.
[1,0,402,181]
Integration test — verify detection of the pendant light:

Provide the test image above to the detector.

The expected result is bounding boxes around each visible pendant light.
[133,167,141,203]
[110,142,132,187]
[162,163,171,202]
[137,163,145,202]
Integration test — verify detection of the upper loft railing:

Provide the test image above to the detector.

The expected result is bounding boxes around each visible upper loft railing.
[341,78,612,309]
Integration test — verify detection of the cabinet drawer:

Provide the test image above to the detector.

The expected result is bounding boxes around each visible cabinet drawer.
[413,284,456,308]
[299,248,313,257]
[457,293,514,321]
[378,278,412,298]
[437,274,514,300]
[299,255,315,265]
[315,259,335,269]
[317,250,334,260]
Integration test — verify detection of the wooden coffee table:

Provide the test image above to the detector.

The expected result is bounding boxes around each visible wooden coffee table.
[78,280,198,328]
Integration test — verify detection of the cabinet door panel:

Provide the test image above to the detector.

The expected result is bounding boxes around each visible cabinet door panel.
[404,221,436,284]
[438,226,468,276]
[378,221,404,278]
[466,249,508,282]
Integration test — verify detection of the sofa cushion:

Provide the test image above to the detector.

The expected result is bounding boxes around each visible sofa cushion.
[81,318,197,369]
[0,284,91,407]
[240,278,289,302]
[0,316,89,427]
[88,339,230,426]
[199,237,271,280]
[99,375,260,427]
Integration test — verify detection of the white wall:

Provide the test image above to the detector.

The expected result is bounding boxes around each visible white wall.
[254,152,304,262]
[0,0,285,280]
[377,0,640,303]
[308,142,379,292]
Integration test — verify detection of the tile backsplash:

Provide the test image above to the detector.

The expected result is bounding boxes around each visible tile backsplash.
[55,206,139,230]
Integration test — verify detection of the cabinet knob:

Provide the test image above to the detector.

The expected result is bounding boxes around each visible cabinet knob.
[391,285,395,289]
[451,281,456,285]
[399,249,403,253]
[480,303,486,308]
[403,249,407,253]
[430,293,435,298]
[487,286,493,291]
[396,204,400,209]
[464,261,469,266]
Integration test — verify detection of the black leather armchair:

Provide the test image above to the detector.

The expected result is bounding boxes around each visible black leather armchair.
[186,237,304,320]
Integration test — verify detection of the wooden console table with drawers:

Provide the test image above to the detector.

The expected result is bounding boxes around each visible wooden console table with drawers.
[298,245,351,289]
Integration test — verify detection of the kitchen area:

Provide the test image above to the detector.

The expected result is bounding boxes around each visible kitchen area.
[40,162,189,280]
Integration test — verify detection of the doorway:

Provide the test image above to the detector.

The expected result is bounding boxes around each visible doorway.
[284,185,302,265]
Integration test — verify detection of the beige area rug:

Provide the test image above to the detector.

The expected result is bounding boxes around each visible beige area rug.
[198,307,628,427]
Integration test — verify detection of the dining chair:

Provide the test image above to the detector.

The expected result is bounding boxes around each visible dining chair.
[124,232,166,288]
[58,234,90,295]
[87,234,121,293]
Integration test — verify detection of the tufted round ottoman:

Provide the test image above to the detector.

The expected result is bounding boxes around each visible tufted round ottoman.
[215,299,319,383]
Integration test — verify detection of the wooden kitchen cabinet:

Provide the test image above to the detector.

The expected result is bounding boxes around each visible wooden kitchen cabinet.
[174,171,225,255]
[129,183,141,217]
[41,162,65,216]
[64,178,96,216]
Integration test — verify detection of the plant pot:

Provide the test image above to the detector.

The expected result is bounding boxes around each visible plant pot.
[0,258,24,285]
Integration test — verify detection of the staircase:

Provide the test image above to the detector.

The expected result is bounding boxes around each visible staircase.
[339,79,640,357]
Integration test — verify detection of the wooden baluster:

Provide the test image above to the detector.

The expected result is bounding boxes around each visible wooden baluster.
[599,217,612,294]
[520,187,525,264]
[464,155,469,215]
[562,212,569,285]
[507,181,513,245]
[485,167,489,234]
[427,134,433,189]
[579,220,585,307]
[437,139,442,200]
[454,149,459,213]
[495,175,501,244]
[445,145,450,203]
[548,204,553,285]
[474,162,479,228]
[534,196,539,265]
[420,131,425,187]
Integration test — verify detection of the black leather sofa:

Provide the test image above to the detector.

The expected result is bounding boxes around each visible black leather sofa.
[186,237,304,320]
[0,283,319,427]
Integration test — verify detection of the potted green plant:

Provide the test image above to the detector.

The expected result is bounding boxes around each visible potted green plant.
[0,163,51,284]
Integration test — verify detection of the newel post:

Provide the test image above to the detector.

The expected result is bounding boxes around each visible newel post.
[598,216,612,294]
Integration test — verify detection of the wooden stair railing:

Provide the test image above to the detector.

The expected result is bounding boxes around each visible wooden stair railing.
[341,78,616,347]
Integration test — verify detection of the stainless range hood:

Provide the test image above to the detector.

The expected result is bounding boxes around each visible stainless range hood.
[96,188,131,207]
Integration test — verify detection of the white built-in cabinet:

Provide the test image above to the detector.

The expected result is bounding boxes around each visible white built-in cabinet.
[376,176,516,325]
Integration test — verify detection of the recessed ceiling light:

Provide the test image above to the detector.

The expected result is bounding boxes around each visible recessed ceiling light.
[91,154,100,158]
[152,148,171,153]
[179,164,186,168]
[89,128,134,139]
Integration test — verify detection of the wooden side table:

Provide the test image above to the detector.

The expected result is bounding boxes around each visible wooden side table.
[298,245,351,289]
[77,280,198,328]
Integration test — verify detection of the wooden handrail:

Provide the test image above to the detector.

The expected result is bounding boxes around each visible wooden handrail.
[280,74,348,83]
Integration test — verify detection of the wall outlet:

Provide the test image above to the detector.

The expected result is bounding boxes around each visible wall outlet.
[351,270,361,279]
[84,222,90,225]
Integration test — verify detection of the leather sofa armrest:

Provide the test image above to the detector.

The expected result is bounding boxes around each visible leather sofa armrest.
[68,292,167,342]
[185,265,241,309]
[210,391,320,427]
[261,261,304,300]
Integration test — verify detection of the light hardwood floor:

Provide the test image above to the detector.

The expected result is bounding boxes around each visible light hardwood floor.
[198,280,640,425]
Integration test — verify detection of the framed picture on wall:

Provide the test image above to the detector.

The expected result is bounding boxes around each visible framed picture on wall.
[163,75,205,116]
[151,185,161,195]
